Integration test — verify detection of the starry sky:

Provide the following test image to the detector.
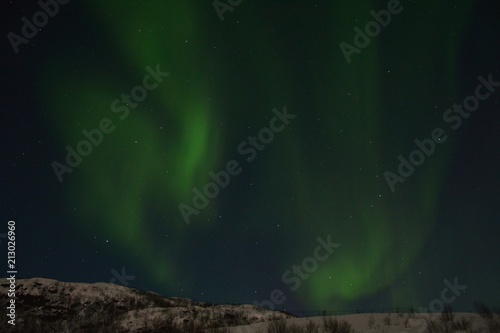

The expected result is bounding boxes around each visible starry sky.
[2,0,499,314]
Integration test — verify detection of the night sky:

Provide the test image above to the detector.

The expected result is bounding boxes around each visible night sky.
[2,0,499,314]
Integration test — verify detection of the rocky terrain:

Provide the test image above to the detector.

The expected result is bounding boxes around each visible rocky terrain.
[0,278,292,332]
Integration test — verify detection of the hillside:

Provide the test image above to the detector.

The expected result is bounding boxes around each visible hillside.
[0,278,292,332]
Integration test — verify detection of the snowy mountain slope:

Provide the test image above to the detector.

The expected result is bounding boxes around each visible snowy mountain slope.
[0,277,292,332]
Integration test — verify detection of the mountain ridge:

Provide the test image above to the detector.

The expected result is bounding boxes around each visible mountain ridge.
[0,277,293,332]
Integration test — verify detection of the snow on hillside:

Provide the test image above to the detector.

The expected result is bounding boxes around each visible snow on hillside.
[0,277,292,332]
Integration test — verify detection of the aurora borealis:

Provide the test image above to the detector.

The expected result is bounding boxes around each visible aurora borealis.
[2,0,500,314]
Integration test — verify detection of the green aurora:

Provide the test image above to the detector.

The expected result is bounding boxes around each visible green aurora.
[38,0,475,310]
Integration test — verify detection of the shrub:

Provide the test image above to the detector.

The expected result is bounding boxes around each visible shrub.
[440,305,454,323]
[368,314,375,329]
[288,323,305,333]
[383,314,391,326]
[424,313,472,333]
[450,317,472,332]
[475,301,494,318]
[322,317,354,333]
[425,317,444,333]
[403,316,410,328]
[408,305,416,318]
[487,317,500,333]
[267,320,287,333]
[305,320,319,333]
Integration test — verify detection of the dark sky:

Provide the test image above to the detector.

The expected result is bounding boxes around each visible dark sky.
[1,0,499,314]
